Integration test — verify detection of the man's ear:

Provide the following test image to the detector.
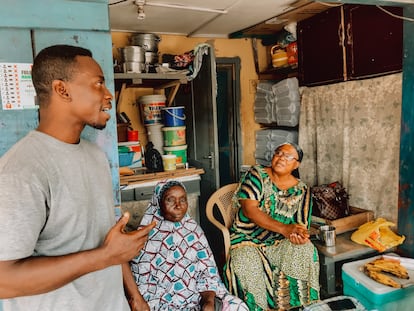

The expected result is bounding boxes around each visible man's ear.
[52,80,71,101]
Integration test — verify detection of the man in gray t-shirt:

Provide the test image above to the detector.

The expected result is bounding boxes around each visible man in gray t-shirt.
[0,45,155,311]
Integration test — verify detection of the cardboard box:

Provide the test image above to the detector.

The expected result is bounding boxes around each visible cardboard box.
[342,255,414,311]
[312,206,374,235]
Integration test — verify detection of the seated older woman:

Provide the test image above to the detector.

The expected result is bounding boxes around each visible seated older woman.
[128,180,248,311]
[224,142,320,310]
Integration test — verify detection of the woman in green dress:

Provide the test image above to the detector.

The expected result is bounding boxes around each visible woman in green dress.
[224,142,320,310]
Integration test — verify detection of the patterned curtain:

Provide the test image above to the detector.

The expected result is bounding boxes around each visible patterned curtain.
[298,73,402,223]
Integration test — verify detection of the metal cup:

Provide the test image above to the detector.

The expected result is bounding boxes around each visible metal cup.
[319,225,336,247]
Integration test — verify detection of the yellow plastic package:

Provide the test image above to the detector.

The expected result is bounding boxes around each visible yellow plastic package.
[351,218,405,252]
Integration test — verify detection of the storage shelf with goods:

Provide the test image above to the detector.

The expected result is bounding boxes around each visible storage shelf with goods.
[258,65,298,82]
[114,72,189,162]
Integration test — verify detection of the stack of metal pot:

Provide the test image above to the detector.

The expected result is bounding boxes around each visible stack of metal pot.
[119,33,160,73]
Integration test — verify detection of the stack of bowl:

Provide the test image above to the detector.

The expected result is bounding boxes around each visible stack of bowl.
[130,33,160,72]
[120,46,145,73]
[119,33,161,73]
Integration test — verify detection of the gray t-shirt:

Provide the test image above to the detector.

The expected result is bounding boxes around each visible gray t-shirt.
[0,131,129,311]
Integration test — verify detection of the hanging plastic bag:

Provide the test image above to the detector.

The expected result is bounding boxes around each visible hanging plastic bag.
[351,218,405,252]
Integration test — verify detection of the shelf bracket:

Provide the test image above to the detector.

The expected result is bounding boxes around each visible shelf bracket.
[154,80,181,106]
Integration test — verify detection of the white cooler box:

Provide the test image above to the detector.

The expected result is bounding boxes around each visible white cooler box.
[342,255,414,311]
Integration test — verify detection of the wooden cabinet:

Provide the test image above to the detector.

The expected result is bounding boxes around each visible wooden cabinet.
[297,4,403,86]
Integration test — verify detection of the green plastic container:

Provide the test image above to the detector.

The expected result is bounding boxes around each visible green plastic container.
[164,145,187,164]
[162,126,186,146]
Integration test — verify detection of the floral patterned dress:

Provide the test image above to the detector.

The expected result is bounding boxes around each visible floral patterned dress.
[224,165,320,310]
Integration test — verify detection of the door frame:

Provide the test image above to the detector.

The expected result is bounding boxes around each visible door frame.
[216,57,242,183]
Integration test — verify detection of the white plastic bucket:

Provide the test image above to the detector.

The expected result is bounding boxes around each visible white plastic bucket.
[145,123,164,152]
[139,94,166,125]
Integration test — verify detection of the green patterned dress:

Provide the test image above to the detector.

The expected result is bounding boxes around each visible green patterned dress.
[223,165,320,310]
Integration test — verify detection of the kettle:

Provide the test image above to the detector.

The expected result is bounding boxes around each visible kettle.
[271,45,288,68]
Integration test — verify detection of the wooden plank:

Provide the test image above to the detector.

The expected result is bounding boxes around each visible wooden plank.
[312,206,374,235]
[166,82,180,106]
[120,168,205,186]
[116,83,127,114]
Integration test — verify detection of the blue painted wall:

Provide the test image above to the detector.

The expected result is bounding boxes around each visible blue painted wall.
[0,0,121,206]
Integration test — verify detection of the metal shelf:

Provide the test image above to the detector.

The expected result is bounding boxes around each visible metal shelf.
[114,72,188,87]
[114,72,189,106]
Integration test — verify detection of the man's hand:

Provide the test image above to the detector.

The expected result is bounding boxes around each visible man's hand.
[101,212,156,266]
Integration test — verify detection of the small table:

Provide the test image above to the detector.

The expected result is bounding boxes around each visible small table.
[313,231,377,298]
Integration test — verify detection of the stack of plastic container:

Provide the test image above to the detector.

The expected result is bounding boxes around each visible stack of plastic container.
[272,77,300,127]
[253,77,300,127]
[254,81,276,124]
[255,128,298,166]
[254,77,300,166]
[161,106,187,166]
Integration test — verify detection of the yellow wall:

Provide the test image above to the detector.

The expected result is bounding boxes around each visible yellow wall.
[112,32,269,165]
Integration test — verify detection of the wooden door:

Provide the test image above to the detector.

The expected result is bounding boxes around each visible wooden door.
[297,6,344,86]
[345,5,403,79]
[184,50,220,217]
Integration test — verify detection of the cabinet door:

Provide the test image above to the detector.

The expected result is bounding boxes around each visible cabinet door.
[297,6,344,86]
[345,5,403,79]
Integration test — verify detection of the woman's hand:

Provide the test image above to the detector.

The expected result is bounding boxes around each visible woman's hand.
[128,294,150,311]
[200,290,216,311]
[201,299,215,311]
[282,224,310,245]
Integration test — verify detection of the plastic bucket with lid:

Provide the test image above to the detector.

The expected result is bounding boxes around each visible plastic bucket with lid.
[145,123,164,152]
[162,154,176,171]
[162,106,186,127]
[164,145,187,164]
[162,126,186,146]
[138,94,166,125]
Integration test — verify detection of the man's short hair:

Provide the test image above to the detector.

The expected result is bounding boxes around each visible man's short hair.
[32,45,92,105]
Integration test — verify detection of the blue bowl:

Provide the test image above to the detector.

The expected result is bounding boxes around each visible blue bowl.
[119,152,134,167]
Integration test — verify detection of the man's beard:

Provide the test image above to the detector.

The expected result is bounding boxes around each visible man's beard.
[90,123,106,130]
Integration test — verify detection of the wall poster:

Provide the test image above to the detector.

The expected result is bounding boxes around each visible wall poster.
[0,62,37,110]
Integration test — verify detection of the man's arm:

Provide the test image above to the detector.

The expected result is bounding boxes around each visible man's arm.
[0,213,155,298]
